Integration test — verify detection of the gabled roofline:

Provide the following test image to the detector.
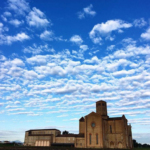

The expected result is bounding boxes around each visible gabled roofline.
[26,129,60,132]
[96,100,106,103]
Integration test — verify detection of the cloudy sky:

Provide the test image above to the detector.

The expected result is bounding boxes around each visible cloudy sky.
[0,0,150,144]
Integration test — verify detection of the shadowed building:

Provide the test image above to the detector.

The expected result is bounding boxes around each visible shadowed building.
[24,100,133,148]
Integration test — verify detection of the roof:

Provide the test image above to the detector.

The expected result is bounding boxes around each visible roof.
[79,117,85,122]
[104,117,122,120]
[56,134,84,137]
[96,100,106,103]
[29,134,53,136]
[26,129,60,132]
[85,111,100,117]
[51,143,74,146]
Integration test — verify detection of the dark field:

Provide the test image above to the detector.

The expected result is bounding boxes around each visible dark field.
[0,145,150,150]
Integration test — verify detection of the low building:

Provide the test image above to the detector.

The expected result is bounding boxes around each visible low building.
[24,100,133,148]
[4,141,10,143]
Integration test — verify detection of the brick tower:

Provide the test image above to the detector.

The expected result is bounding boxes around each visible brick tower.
[96,100,107,116]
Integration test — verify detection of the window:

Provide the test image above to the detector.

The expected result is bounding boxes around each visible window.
[98,103,101,106]
[96,134,98,144]
[80,143,82,146]
[102,103,105,106]
[89,134,91,145]
[110,125,112,133]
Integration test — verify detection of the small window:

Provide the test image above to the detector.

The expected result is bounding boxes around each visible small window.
[98,103,101,106]
[110,125,112,133]
[102,103,105,106]
[80,143,82,146]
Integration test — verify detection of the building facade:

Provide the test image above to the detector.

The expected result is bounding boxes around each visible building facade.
[24,100,133,148]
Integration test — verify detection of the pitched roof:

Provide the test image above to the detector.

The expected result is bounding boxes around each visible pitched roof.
[26,129,60,132]
[79,117,85,122]
[104,117,122,120]
[29,134,53,136]
[56,134,84,137]
[96,100,106,103]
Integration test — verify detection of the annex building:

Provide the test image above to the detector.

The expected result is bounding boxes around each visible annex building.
[24,100,133,148]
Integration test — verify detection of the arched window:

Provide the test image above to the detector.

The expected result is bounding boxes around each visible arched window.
[96,134,98,144]
[110,141,114,148]
[89,134,92,145]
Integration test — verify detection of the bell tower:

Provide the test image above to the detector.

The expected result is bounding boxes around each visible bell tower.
[96,100,107,116]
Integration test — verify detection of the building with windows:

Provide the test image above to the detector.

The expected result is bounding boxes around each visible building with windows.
[24,100,133,148]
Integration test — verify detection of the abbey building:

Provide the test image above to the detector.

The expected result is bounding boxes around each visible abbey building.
[24,100,133,148]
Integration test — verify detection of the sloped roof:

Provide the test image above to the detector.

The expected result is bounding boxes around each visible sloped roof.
[56,134,84,137]
[85,111,100,117]
[103,117,122,120]
[96,100,106,103]
[79,117,85,122]
[26,129,60,132]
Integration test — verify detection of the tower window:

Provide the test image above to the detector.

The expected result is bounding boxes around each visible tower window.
[96,134,98,144]
[102,103,105,106]
[89,134,91,145]
[110,125,112,133]
[98,103,101,106]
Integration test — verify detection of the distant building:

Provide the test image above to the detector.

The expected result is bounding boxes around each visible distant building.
[4,141,10,143]
[24,100,133,148]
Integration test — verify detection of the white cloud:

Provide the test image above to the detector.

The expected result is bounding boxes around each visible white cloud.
[141,28,150,41]
[70,118,79,121]
[7,66,23,77]
[40,30,54,41]
[78,12,85,19]
[0,23,3,33]
[70,35,83,45]
[0,103,4,106]
[113,69,135,77]
[11,58,25,66]
[7,0,30,15]
[80,45,88,51]
[24,70,38,80]
[84,56,100,64]
[23,44,55,54]
[27,7,50,27]
[57,114,68,117]
[3,11,12,17]
[91,83,112,92]
[78,4,96,19]
[26,55,49,65]
[14,101,21,104]
[9,19,24,27]
[133,18,147,28]
[7,108,25,112]
[106,59,129,72]
[9,111,34,115]
[0,55,6,61]
[0,32,30,45]
[107,45,115,51]
[83,4,96,16]
[89,19,132,44]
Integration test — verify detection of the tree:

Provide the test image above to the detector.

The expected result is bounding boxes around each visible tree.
[62,130,69,135]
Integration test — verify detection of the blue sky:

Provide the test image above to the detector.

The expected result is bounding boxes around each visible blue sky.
[0,0,150,144]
